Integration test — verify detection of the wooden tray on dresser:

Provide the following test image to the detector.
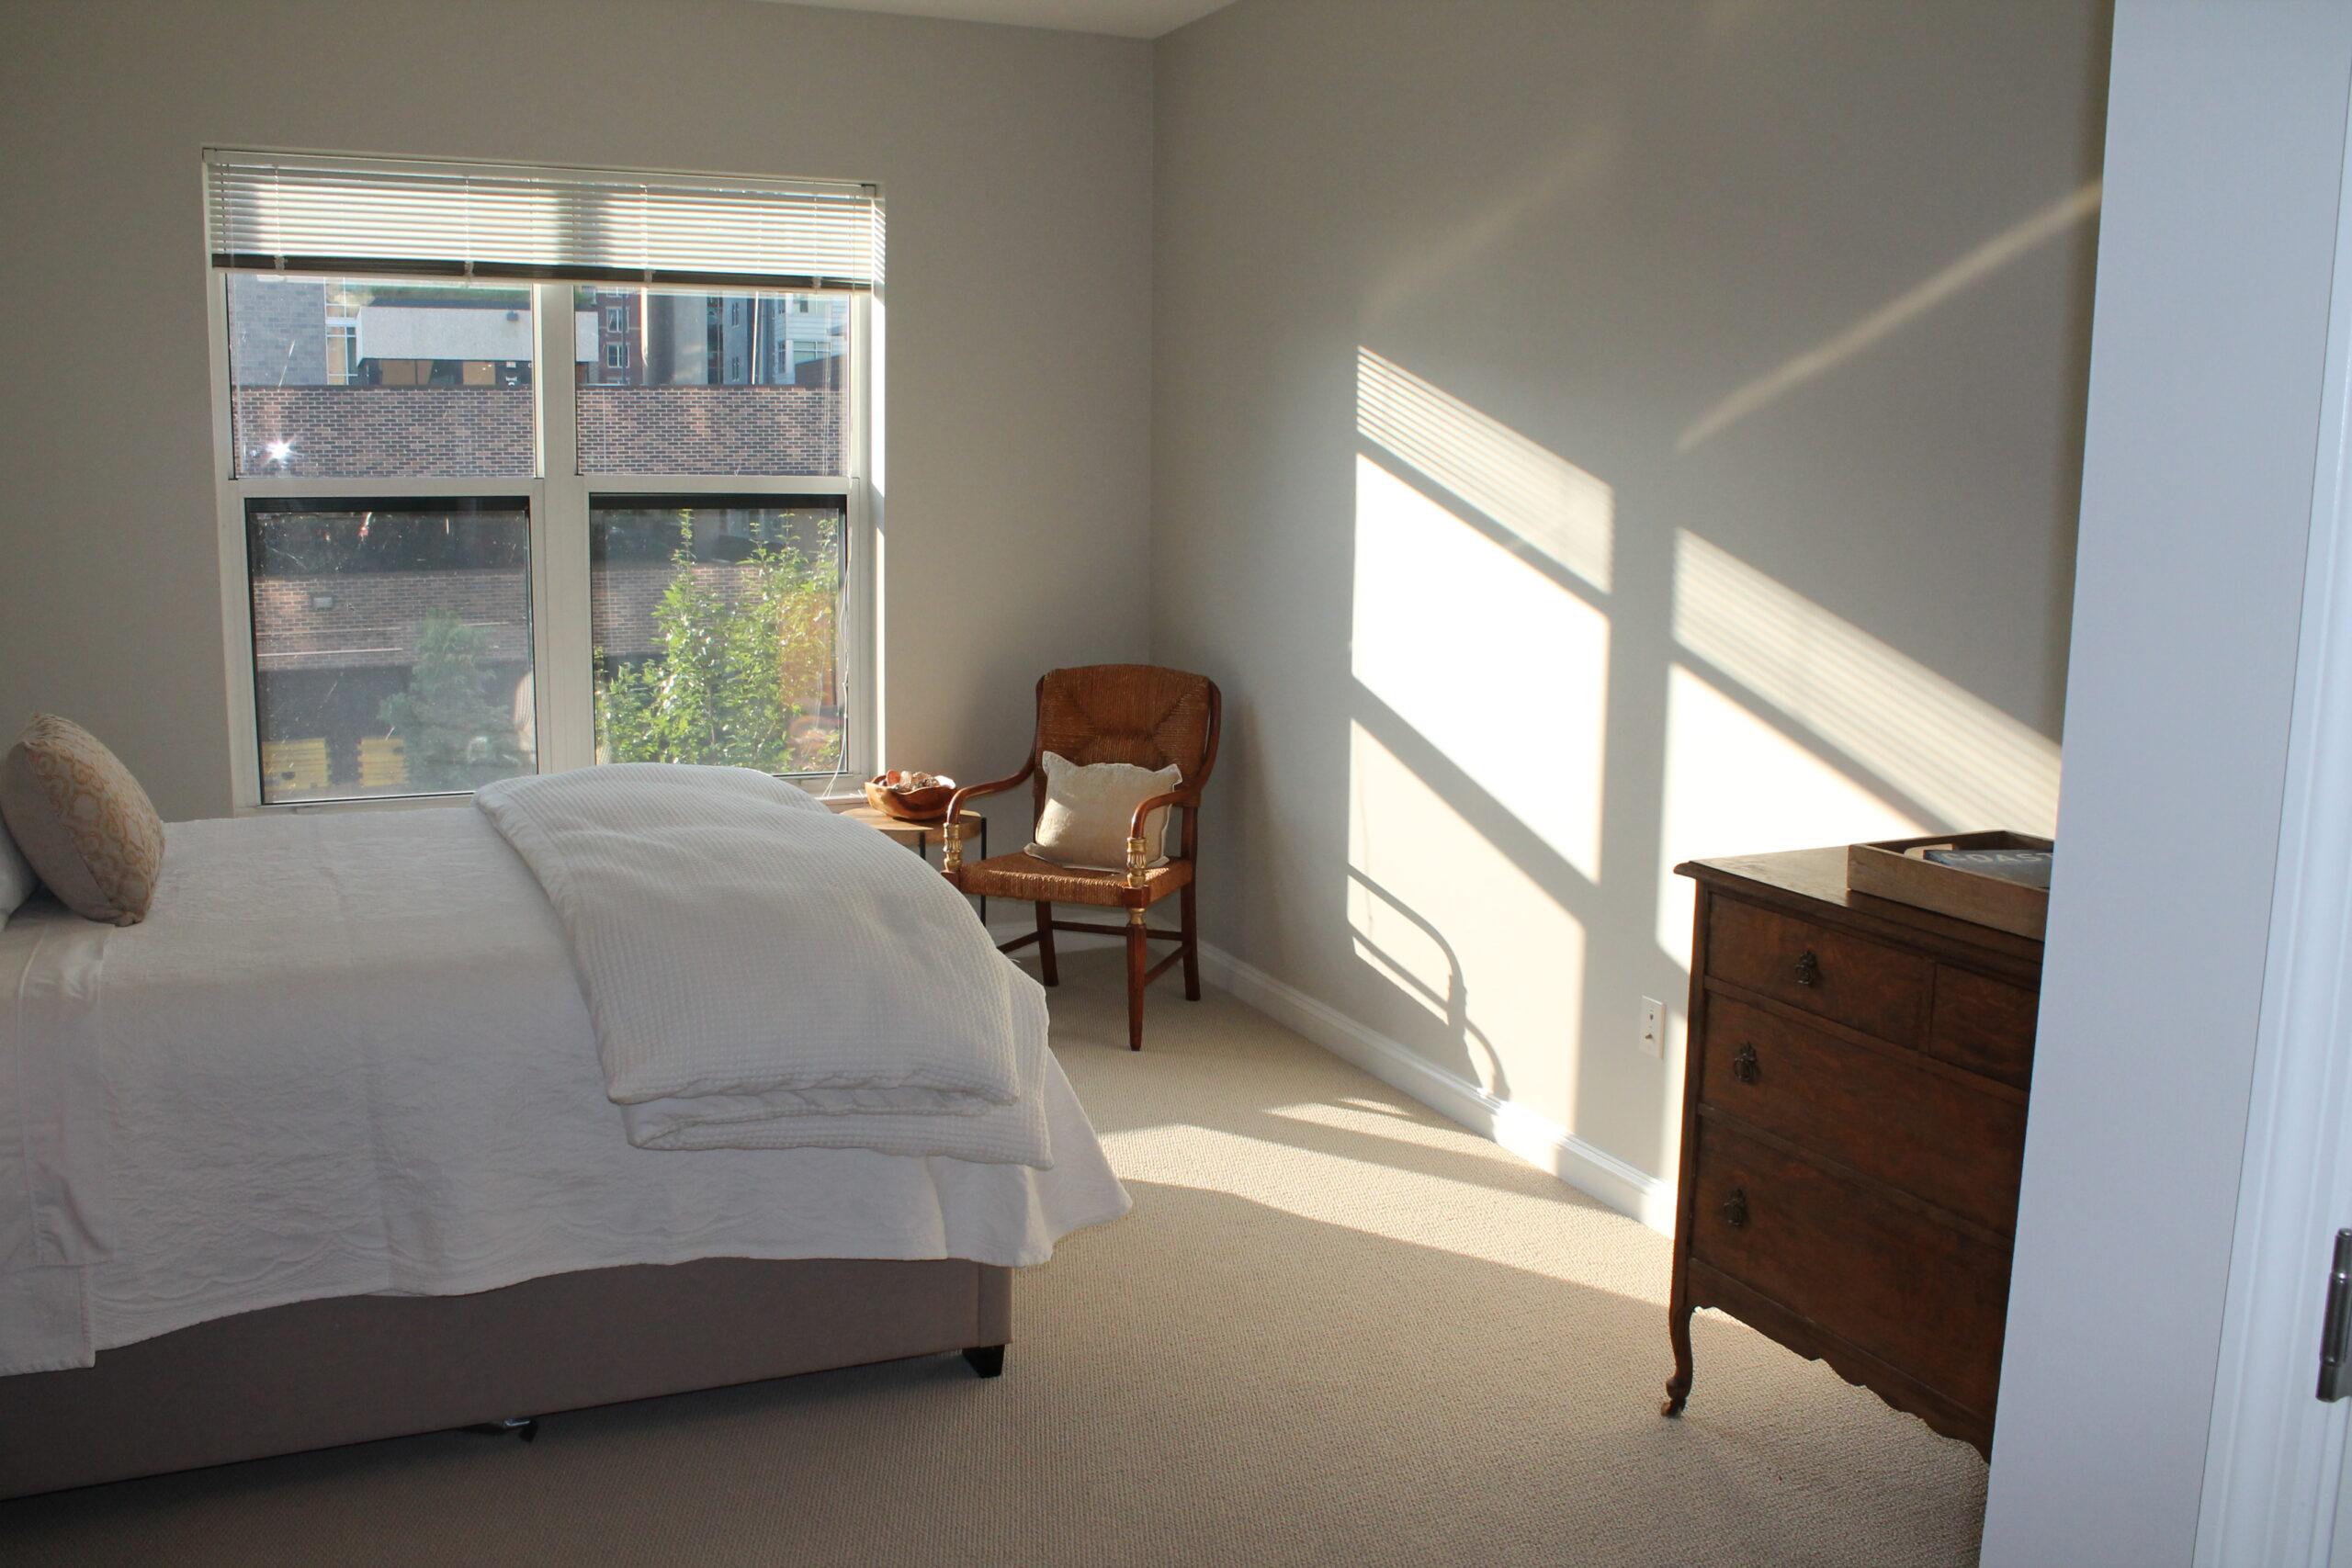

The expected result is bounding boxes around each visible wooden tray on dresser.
[1846,829,2052,941]
[1662,847,2041,1457]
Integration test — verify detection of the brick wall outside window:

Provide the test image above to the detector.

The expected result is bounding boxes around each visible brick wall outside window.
[232,384,844,478]
[251,569,533,671]
[234,387,534,478]
[250,560,806,672]
[576,385,842,474]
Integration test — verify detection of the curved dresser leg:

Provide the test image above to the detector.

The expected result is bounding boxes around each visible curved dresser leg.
[1662,1299,1693,1416]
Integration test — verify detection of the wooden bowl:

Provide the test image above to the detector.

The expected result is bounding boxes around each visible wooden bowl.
[865,773,956,823]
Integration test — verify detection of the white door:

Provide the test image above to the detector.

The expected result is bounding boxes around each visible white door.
[2333,1428,2352,1568]
[2198,66,2352,1568]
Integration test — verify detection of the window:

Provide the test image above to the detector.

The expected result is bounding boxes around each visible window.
[591,497,847,773]
[574,287,848,472]
[246,500,536,800]
[227,275,537,477]
[206,150,879,807]
[324,313,359,386]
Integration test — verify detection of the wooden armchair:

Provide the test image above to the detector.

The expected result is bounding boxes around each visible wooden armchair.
[942,665,1222,1051]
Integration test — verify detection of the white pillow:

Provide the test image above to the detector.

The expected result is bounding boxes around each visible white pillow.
[0,816,33,926]
[1026,751,1182,873]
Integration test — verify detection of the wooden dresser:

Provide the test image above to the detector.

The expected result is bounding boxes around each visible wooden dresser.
[1662,848,2040,1456]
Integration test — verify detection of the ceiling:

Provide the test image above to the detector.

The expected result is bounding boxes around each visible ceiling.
[752,0,1236,38]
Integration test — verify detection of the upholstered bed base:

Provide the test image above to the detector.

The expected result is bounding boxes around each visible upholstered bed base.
[0,1258,1012,1500]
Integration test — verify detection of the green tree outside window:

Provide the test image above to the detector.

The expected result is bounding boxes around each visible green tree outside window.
[595,513,841,774]
[379,608,528,792]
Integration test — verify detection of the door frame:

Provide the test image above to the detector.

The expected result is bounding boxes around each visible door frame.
[2196,73,2352,1568]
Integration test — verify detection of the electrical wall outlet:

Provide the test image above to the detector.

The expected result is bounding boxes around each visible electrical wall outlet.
[1639,997,1666,1058]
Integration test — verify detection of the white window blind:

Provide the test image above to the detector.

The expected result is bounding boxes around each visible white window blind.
[206,151,880,290]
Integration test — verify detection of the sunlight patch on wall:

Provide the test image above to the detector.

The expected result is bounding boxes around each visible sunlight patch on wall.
[1672,529,2060,837]
[1352,454,1611,881]
[1364,132,1621,323]
[1678,181,2102,451]
[1357,347,1613,595]
[1349,719,1585,1119]
[1654,664,1927,971]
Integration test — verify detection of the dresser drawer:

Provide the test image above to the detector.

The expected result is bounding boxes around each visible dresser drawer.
[1688,1119,2012,1417]
[1697,995,2026,1235]
[1707,896,1931,1042]
[1927,965,2038,1091]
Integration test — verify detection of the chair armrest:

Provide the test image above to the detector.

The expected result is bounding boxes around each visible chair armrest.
[1127,789,1202,843]
[941,763,1035,873]
[944,763,1035,826]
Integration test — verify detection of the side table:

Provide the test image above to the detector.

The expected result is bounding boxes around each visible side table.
[842,807,989,923]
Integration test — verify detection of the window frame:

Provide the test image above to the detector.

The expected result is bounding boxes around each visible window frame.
[205,267,877,813]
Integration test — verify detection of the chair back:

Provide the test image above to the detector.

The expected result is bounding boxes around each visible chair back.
[1031,665,1221,843]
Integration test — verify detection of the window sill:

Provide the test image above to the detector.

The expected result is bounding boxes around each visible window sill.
[239,791,474,818]
[241,774,870,817]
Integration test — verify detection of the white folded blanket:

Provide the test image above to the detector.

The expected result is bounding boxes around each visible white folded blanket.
[476,764,1053,1167]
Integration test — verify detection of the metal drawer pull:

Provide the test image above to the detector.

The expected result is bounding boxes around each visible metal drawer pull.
[1731,1043,1759,1083]
[1720,1187,1748,1228]
[1792,949,1821,987]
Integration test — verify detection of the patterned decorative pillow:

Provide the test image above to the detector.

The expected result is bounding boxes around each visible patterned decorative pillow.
[0,715,164,926]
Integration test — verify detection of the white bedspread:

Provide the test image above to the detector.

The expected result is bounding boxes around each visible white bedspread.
[0,808,1129,1377]
[476,765,1050,1164]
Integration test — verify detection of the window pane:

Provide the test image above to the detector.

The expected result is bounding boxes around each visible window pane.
[226,275,536,478]
[591,499,846,774]
[574,288,848,475]
[247,500,537,802]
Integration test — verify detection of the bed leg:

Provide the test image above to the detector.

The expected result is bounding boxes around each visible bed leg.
[962,1344,1006,1379]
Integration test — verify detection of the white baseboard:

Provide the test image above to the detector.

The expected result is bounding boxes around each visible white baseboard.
[1198,943,1676,1234]
[979,913,1674,1232]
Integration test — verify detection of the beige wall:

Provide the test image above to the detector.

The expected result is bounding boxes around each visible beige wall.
[0,0,1153,819]
[1152,0,2108,1190]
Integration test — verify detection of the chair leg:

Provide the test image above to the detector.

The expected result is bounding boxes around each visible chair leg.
[1181,881,1202,1001]
[1125,909,1148,1051]
[1035,902,1058,987]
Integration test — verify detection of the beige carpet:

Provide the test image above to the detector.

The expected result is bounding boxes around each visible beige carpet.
[1,951,1987,1566]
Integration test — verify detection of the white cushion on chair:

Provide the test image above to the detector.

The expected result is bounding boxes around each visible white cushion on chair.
[1026,751,1181,873]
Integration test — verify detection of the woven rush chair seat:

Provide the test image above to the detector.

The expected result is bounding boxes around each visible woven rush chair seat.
[942,665,1223,1050]
[956,852,1194,909]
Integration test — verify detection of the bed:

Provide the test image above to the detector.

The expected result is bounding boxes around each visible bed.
[0,785,1129,1498]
